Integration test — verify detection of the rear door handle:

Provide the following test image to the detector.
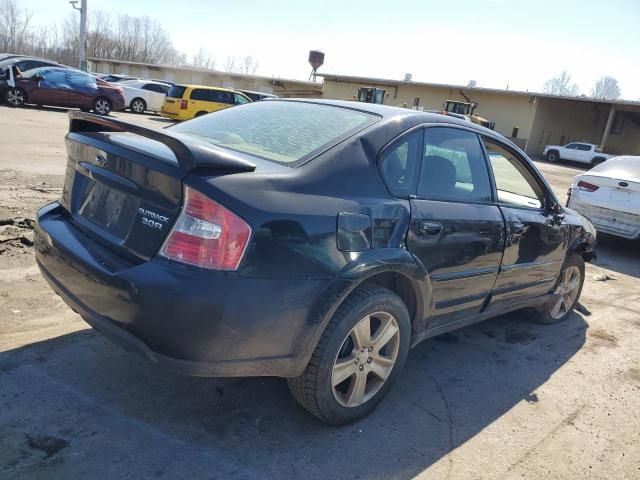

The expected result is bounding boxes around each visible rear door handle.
[511,222,526,235]
[414,220,443,236]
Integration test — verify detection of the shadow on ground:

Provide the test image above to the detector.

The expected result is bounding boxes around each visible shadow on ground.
[592,233,640,278]
[0,311,587,479]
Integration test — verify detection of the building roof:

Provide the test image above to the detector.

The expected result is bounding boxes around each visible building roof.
[317,72,640,108]
[87,57,322,91]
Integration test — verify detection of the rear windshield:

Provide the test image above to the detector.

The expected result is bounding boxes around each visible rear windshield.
[171,101,377,165]
[167,85,186,98]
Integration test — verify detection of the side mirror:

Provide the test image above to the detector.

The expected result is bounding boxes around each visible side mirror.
[34,75,44,82]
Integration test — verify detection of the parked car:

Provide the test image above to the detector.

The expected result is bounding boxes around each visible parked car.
[97,73,138,83]
[4,67,125,115]
[35,100,596,425]
[160,84,251,121]
[235,89,278,101]
[119,80,170,113]
[0,56,71,99]
[543,142,613,166]
[567,155,640,239]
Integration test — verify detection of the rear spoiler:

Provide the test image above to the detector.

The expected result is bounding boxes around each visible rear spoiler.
[68,111,256,173]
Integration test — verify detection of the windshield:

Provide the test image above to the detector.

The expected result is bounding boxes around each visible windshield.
[171,101,378,165]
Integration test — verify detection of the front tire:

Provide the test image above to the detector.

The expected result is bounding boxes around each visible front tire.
[130,98,146,113]
[288,284,410,425]
[591,157,606,167]
[5,87,26,107]
[92,97,112,115]
[535,252,585,324]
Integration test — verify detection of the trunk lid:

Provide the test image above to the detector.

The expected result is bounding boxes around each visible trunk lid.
[576,173,640,215]
[59,112,257,260]
[62,132,187,260]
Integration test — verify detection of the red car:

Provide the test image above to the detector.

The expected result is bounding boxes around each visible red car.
[4,67,125,115]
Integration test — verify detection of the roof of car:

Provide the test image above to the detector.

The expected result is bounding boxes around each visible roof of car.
[237,89,277,97]
[177,84,239,93]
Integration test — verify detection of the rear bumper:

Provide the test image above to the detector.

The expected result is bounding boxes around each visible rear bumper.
[35,202,329,377]
[568,196,640,240]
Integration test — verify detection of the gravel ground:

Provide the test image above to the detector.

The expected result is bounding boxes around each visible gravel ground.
[0,105,638,480]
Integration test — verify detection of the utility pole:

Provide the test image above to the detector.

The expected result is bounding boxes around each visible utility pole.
[70,0,88,71]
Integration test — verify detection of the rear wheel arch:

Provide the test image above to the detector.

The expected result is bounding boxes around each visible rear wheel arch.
[591,156,606,166]
[303,252,431,364]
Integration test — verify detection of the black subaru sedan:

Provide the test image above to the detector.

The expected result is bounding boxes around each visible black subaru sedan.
[35,100,596,424]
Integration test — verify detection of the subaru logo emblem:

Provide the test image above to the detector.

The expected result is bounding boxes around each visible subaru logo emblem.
[95,154,107,167]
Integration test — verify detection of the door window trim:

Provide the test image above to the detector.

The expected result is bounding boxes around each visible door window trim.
[481,135,555,212]
[415,126,495,205]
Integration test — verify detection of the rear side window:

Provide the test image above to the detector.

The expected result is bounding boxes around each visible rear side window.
[379,131,421,197]
[190,88,211,101]
[576,144,592,151]
[418,128,492,203]
[171,101,377,165]
[167,86,186,98]
[234,93,250,104]
[483,139,544,209]
[143,83,166,93]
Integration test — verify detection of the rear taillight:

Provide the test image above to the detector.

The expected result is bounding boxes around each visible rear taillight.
[180,99,188,109]
[577,180,599,192]
[160,186,251,270]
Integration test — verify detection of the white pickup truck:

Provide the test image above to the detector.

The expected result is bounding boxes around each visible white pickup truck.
[543,142,614,166]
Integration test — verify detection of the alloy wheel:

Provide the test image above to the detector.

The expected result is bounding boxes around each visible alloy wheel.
[549,265,581,319]
[6,89,24,106]
[94,99,110,115]
[331,311,400,407]
[132,100,145,113]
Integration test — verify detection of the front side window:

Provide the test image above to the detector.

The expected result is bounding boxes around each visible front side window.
[564,143,577,149]
[483,139,544,209]
[379,131,421,197]
[418,128,492,203]
[171,101,377,165]
[576,144,592,151]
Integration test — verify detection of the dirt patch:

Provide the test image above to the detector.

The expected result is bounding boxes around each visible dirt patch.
[624,368,640,385]
[588,328,618,346]
[25,434,69,459]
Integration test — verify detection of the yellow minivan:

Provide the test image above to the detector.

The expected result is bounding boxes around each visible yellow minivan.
[161,84,251,121]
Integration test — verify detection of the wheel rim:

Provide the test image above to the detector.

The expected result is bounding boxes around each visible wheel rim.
[132,100,144,112]
[331,311,400,408]
[7,89,23,105]
[95,99,110,114]
[549,154,556,162]
[549,265,581,319]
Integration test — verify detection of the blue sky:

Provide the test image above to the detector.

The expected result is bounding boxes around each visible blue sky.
[22,0,640,98]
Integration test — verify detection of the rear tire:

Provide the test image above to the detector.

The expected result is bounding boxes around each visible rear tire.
[545,150,559,163]
[130,98,146,114]
[533,252,585,324]
[288,284,410,425]
[92,97,112,115]
[195,111,208,117]
[5,87,26,107]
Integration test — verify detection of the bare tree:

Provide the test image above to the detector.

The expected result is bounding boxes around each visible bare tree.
[543,71,579,96]
[590,76,621,100]
[0,0,33,52]
[223,56,236,72]
[238,55,259,75]
[192,47,216,69]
